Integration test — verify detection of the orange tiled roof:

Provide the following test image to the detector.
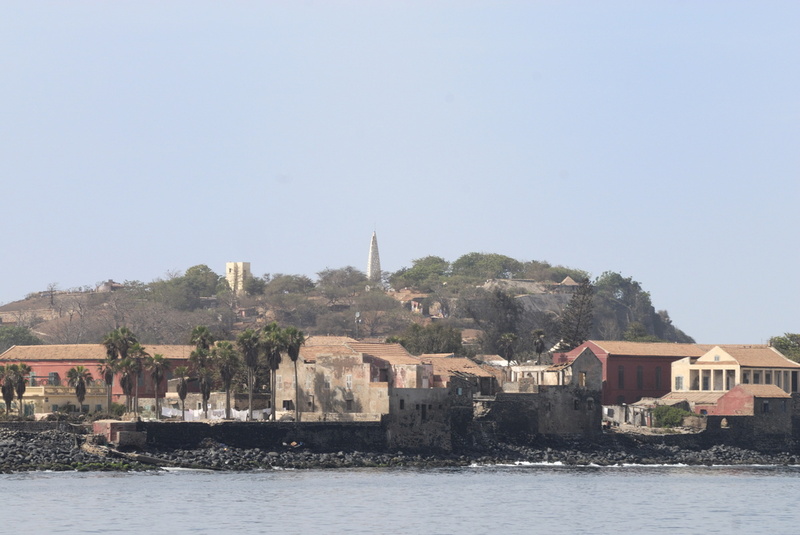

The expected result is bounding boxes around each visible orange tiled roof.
[0,344,194,362]
[346,342,420,365]
[419,356,494,378]
[660,391,726,404]
[736,384,792,398]
[716,346,800,369]
[304,336,358,346]
[589,341,715,357]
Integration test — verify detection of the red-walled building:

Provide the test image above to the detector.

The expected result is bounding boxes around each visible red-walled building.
[554,341,714,405]
[0,344,194,404]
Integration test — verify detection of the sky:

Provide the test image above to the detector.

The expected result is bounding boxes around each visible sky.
[1,1,798,345]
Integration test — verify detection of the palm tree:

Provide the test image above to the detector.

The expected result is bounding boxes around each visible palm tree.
[12,364,31,417]
[260,323,286,421]
[533,329,546,365]
[190,348,213,419]
[197,367,214,420]
[129,343,150,416]
[190,325,215,352]
[236,329,261,421]
[117,358,136,413]
[102,327,138,361]
[212,341,241,419]
[66,366,94,413]
[284,326,306,422]
[97,357,117,414]
[498,332,518,368]
[145,354,171,420]
[173,365,190,420]
[0,366,15,415]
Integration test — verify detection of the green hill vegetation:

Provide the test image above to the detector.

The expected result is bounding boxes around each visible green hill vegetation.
[0,252,701,360]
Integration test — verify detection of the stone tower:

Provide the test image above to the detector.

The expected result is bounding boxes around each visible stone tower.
[367,231,381,282]
[226,261,251,296]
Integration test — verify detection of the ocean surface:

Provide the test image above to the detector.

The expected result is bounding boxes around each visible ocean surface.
[3,464,800,534]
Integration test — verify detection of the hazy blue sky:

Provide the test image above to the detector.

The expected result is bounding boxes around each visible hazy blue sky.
[2,2,798,344]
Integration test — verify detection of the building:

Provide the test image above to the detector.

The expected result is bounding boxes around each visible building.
[0,344,194,411]
[418,353,499,395]
[554,341,715,405]
[480,350,603,438]
[272,337,436,421]
[225,261,251,296]
[670,345,800,395]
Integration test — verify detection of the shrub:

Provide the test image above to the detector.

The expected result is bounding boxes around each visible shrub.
[653,405,694,428]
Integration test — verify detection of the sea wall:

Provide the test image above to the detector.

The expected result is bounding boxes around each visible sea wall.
[138,420,387,452]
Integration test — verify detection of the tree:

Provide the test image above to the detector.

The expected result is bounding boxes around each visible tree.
[389,322,463,355]
[389,256,450,292]
[145,354,171,420]
[769,334,800,362]
[283,326,306,422]
[116,358,136,412]
[451,253,524,280]
[559,278,594,351]
[189,325,215,352]
[67,365,93,412]
[129,343,150,416]
[102,326,138,361]
[260,323,286,421]
[532,329,546,364]
[0,366,15,415]
[0,326,43,353]
[463,288,522,356]
[173,365,190,420]
[237,329,261,421]
[190,347,213,419]
[97,357,117,415]
[498,333,518,367]
[212,341,240,419]
[317,266,367,306]
[12,364,31,417]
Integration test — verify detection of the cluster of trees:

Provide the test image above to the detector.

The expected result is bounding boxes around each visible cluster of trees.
[0,364,32,417]
[98,323,307,422]
[769,334,800,362]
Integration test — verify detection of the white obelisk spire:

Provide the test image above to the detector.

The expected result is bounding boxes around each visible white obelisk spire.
[367,231,382,282]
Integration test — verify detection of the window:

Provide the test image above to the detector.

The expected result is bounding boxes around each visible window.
[324,376,331,389]
[714,354,720,362]
[346,374,353,390]
[282,400,294,410]
[48,372,59,386]
[636,366,643,390]
[587,399,594,410]
[399,399,405,410]
[276,375,282,390]
[782,400,787,413]
[702,373,710,391]
[765,371,772,384]
[743,371,750,384]
[345,399,353,411]
[675,376,684,390]
[95,405,102,412]
[579,372,587,387]
[753,372,761,385]
[655,367,662,390]
[573,399,580,410]
[762,400,770,414]
[618,366,625,389]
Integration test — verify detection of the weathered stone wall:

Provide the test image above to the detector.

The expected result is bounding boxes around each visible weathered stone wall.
[139,421,387,452]
[0,421,77,433]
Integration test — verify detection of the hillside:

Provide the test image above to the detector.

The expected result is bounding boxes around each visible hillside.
[0,253,694,359]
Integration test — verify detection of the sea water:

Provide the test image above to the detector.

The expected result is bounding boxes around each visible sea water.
[2,464,800,535]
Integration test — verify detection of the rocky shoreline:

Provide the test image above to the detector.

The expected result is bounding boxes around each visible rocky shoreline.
[2,428,799,473]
